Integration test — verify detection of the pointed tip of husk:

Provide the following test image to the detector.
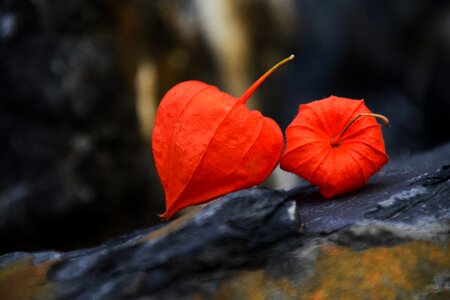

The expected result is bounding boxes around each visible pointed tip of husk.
[158,211,170,220]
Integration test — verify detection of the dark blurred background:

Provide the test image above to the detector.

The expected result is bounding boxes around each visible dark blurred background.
[0,0,449,253]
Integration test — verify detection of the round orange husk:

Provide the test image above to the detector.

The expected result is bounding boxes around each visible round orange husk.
[280,95,388,198]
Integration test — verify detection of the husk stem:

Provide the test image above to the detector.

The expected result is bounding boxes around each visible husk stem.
[331,113,390,146]
[239,55,294,104]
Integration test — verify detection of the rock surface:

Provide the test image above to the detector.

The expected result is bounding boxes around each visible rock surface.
[1,142,449,299]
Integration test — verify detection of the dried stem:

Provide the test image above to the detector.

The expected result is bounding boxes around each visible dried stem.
[331,113,390,146]
[239,55,294,104]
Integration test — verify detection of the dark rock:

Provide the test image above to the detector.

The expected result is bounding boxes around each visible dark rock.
[291,140,450,233]
[0,142,449,299]
[0,187,299,299]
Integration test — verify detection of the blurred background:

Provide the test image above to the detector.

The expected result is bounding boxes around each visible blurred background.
[0,0,449,253]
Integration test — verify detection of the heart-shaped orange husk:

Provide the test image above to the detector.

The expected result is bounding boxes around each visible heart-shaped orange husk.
[280,95,389,198]
[153,56,294,219]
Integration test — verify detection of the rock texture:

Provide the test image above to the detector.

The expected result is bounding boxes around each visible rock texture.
[0,142,449,299]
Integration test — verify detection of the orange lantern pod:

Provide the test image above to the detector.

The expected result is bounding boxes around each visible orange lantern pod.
[280,96,390,198]
[153,56,294,219]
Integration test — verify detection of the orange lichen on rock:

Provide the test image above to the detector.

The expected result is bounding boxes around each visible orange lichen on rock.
[304,241,450,299]
[212,240,449,300]
[0,257,55,300]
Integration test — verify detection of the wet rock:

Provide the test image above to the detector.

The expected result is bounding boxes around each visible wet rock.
[0,142,449,299]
